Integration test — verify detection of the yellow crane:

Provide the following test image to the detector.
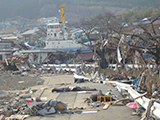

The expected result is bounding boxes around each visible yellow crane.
[59,5,65,23]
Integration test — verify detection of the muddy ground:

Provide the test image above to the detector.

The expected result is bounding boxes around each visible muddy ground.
[0,73,44,91]
[0,66,159,91]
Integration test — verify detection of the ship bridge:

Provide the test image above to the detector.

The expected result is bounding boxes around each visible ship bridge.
[47,22,68,40]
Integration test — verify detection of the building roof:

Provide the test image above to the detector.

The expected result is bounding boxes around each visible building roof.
[0,33,14,38]
[0,39,13,43]
[75,53,93,61]
[0,49,15,52]
[122,17,160,33]
[37,17,59,23]
[152,17,160,25]
[1,36,18,40]
[21,28,40,36]
[20,49,63,53]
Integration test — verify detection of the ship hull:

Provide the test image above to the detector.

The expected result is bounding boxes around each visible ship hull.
[45,39,92,54]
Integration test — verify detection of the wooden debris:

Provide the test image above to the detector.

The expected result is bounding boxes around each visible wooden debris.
[133,92,147,100]
[131,112,140,116]
[103,103,111,110]
[0,115,4,120]
[83,98,92,103]
[111,102,124,106]
[55,102,67,111]
[5,59,9,66]
[36,88,47,102]
[0,55,37,72]
[5,114,30,120]
[112,97,130,105]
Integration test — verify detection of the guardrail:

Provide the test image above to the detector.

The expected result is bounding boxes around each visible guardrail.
[42,63,98,72]
[43,63,97,68]
[108,64,157,69]
[43,64,157,69]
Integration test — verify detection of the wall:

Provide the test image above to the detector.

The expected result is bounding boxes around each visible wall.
[0,52,11,61]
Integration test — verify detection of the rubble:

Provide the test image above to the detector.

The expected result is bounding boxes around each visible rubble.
[1,55,33,72]
[0,92,68,119]
[0,55,160,119]
[73,65,160,119]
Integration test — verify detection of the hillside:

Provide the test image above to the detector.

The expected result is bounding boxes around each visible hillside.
[0,0,159,22]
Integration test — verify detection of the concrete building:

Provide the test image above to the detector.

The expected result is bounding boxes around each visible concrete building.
[0,39,15,61]
[19,49,64,64]
[21,27,46,42]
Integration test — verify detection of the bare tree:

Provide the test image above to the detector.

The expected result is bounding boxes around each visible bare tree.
[120,17,160,65]
[74,12,123,69]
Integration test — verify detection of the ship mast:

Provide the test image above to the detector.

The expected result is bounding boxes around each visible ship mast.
[59,5,65,23]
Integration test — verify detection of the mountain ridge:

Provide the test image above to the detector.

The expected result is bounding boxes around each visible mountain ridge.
[0,0,159,22]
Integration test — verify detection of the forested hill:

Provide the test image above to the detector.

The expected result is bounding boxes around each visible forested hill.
[0,0,159,22]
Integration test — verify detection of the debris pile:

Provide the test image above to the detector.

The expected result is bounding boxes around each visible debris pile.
[0,56,160,120]
[0,55,37,73]
[0,90,67,119]
[74,65,160,120]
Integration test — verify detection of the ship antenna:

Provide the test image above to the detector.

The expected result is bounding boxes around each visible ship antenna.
[59,4,65,23]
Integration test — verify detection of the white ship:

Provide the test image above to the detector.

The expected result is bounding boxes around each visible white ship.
[44,5,92,54]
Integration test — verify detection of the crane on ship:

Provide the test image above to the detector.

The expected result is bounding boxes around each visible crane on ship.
[59,5,65,23]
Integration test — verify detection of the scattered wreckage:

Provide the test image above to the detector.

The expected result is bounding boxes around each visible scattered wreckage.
[73,67,160,120]
[0,55,38,74]
[0,54,160,120]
